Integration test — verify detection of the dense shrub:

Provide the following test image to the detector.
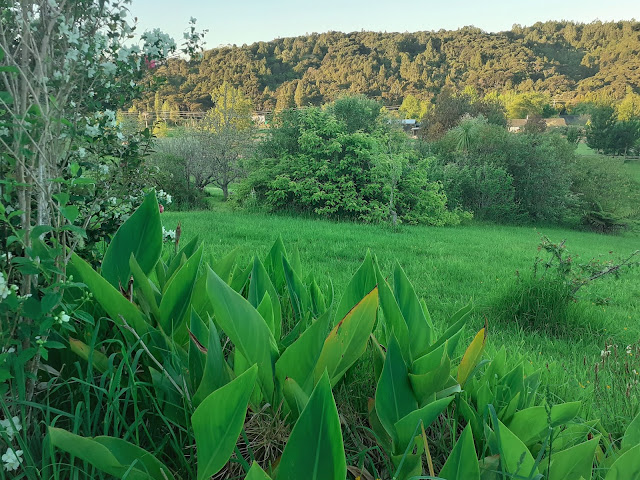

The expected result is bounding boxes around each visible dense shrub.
[570,155,640,232]
[428,116,576,223]
[238,97,467,225]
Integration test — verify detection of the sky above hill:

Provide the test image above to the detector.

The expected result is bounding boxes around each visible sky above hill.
[128,0,639,49]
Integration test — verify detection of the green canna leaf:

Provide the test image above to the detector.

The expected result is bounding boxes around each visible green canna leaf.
[333,250,377,324]
[375,334,417,444]
[282,254,310,323]
[393,396,454,453]
[158,244,204,336]
[248,256,282,340]
[393,262,433,359]
[206,267,278,401]
[313,287,379,386]
[546,437,599,480]
[507,402,581,446]
[211,247,240,285]
[48,427,175,480]
[604,443,640,480]
[622,410,640,450]
[193,319,231,406]
[245,462,272,480]
[275,309,331,391]
[129,254,161,321]
[263,235,287,291]
[277,372,346,480]
[68,253,149,336]
[375,259,411,363]
[439,424,480,480]
[101,192,162,288]
[493,418,539,478]
[282,377,310,419]
[192,365,258,480]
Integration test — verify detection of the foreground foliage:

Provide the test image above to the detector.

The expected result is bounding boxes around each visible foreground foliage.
[2,196,640,479]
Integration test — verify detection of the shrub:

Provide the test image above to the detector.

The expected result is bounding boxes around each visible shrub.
[238,97,467,225]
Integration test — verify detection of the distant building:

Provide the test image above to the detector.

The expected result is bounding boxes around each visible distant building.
[507,116,583,133]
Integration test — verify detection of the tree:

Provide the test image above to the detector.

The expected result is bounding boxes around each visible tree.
[523,115,547,134]
[399,94,428,120]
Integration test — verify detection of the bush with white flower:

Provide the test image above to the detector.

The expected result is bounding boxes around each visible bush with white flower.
[0,2,205,472]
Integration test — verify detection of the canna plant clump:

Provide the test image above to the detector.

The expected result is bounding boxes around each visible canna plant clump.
[1,194,639,479]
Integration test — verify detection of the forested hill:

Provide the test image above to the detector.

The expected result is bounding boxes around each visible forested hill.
[138,20,640,113]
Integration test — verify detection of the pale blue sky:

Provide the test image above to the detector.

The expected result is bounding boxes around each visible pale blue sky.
[128,0,639,49]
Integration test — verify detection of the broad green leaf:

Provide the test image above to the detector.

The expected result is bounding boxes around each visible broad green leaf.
[313,287,379,386]
[282,377,310,419]
[248,256,282,340]
[309,279,327,316]
[457,328,487,386]
[412,342,447,374]
[375,260,411,363]
[547,437,599,480]
[193,319,230,406]
[494,419,538,478]
[275,309,331,390]
[393,262,432,359]
[166,235,200,280]
[190,274,214,322]
[69,338,110,374]
[425,302,472,357]
[391,453,422,480]
[68,253,149,335]
[605,443,640,479]
[230,260,252,293]
[192,365,258,480]
[277,372,346,480]
[48,427,174,480]
[211,247,239,284]
[409,350,451,406]
[507,402,581,446]
[101,192,162,288]
[206,267,278,401]
[282,254,310,323]
[333,250,377,324]
[264,235,287,291]
[439,425,480,480]
[130,254,161,320]
[188,310,208,392]
[622,410,640,450]
[394,396,454,452]
[245,462,272,480]
[256,292,275,335]
[159,245,203,336]
[375,334,417,443]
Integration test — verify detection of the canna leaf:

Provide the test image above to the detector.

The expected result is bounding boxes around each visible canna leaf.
[101,192,162,288]
[277,372,346,480]
[439,424,480,480]
[192,365,258,480]
[333,250,377,324]
[48,427,175,480]
[457,327,487,386]
[313,287,378,386]
[206,267,278,401]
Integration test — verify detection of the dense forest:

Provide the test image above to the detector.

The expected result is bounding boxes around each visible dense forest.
[136,20,640,114]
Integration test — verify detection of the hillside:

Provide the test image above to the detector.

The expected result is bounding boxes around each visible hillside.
[138,20,640,113]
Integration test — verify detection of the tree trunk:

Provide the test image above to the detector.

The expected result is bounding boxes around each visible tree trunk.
[222,183,229,201]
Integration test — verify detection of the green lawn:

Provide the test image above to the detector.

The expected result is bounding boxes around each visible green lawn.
[162,206,640,431]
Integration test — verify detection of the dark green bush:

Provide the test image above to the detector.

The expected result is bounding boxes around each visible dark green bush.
[238,97,467,225]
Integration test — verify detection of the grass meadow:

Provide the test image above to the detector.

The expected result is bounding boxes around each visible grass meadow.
[163,201,640,434]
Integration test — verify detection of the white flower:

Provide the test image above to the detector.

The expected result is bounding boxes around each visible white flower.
[116,132,125,141]
[57,312,70,324]
[84,124,100,137]
[100,61,117,76]
[0,273,10,300]
[98,164,109,174]
[108,197,117,205]
[601,349,611,358]
[0,127,9,137]
[77,147,87,158]
[165,194,172,204]
[0,417,22,442]
[2,448,23,472]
